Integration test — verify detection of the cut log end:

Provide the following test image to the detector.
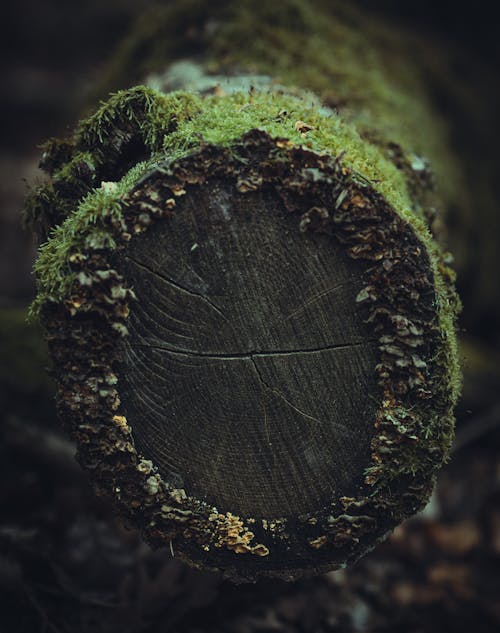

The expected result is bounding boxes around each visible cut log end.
[117,179,378,519]
[33,118,459,581]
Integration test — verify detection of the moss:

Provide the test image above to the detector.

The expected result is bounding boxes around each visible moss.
[77,87,202,159]
[31,86,427,315]
[24,87,202,242]
[29,89,461,447]
[26,0,462,579]
[34,131,460,580]
[30,162,147,316]
[162,90,413,215]
[96,0,462,209]
[23,185,68,238]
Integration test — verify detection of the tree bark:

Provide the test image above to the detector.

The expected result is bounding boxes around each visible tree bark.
[26,0,461,581]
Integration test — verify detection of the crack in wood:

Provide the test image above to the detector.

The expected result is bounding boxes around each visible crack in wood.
[127,339,376,359]
[124,255,229,323]
[250,357,325,427]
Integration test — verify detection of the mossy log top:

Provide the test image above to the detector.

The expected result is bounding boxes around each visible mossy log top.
[26,1,461,582]
[98,0,500,331]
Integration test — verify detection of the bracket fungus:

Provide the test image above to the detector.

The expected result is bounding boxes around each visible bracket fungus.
[26,1,461,582]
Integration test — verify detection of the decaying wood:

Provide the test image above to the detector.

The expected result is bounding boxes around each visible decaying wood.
[26,0,461,581]
[118,181,378,519]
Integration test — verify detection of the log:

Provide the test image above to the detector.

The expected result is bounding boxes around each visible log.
[26,1,461,581]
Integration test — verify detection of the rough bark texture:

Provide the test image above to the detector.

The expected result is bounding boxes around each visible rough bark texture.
[26,0,461,581]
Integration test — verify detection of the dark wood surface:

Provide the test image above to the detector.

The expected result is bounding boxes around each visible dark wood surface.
[117,180,378,518]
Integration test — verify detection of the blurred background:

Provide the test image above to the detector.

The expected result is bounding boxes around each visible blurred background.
[1,1,499,631]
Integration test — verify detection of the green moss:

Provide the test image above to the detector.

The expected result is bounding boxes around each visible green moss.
[77,87,202,157]
[23,185,66,236]
[96,0,461,208]
[25,87,202,239]
[30,161,149,316]
[30,85,419,315]
[25,1,462,575]
[30,82,462,374]
[29,68,461,498]
[37,132,460,576]
[164,90,414,213]
[29,87,460,465]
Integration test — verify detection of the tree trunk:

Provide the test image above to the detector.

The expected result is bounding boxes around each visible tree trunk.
[26,0,461,581]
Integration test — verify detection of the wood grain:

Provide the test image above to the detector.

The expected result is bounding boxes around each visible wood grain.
[116,180,378,518]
